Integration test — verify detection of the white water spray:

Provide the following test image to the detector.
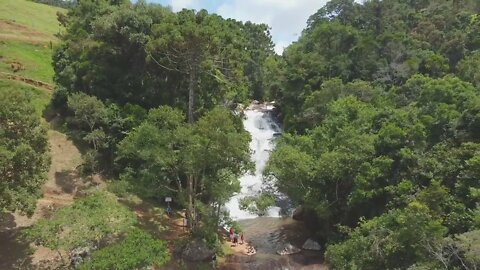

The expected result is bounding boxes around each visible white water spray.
[225,105,282,220]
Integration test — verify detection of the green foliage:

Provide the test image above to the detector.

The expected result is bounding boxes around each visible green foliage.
[53,0,274,110]
[0,80,50,115]
[268,2,480,268]
[0,87,50,215]
[325,202,447,270]
[79,228,170,270]
[81,149,98,175]
[275,0,480,132]
[67,93,108,133]
[24,191,136,251]
[453,230,480,268]
[457,51,480,87]
[107,179,133,198]
[116,106,251,232]
[239,193,276,216]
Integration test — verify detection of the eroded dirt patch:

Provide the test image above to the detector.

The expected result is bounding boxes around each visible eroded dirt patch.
[0,129,107,269]
[0,20,54,44]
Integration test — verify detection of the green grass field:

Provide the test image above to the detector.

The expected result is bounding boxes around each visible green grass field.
[0,0,64,83]
[0,79,50,115]
[0,41,55,83]
[0,0,64,38]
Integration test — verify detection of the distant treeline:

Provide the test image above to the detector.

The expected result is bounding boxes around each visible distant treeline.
[29,0,76,9]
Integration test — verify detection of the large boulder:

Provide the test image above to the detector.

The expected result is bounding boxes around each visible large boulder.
[292,206,304,221]
[276,243,301,256]
[302,239,321,251]
[182,238,214,261]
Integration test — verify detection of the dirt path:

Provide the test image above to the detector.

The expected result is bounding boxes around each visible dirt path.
[0,128,101,269]
[12,130,83,228]
[0,72,53,92]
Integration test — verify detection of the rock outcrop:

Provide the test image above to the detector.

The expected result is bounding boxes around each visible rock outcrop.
[302,238,321,251]
[292,206,304,220]
[276,243,301,255]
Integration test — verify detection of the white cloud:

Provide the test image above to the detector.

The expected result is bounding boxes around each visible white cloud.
[217,0,329,54]
[274,41,289,55]
[170,0,199,11]
[163,0,364,54]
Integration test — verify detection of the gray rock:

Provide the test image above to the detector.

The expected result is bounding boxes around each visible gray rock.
[302,238,321,251]
[69,246,95,268]
[182,238,214,261]
[276,243,301,256]
[292,206,304,220]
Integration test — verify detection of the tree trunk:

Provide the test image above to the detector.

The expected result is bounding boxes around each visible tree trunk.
[187,175,194,230]
[216,202,221,227]
[188,60,198,124]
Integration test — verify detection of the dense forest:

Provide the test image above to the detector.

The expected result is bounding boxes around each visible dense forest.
[30,0,273,267]
[266,0,480,269]
[2,0,480,269]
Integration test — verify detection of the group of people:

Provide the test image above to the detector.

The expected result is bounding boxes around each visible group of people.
[229,227,244,246]
[229,227,256,256]
[246,244,256,256]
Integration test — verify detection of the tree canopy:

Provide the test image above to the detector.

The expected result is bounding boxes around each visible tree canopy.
[0,89,50,216]
[266,0,480,268]
[116,106,251,232]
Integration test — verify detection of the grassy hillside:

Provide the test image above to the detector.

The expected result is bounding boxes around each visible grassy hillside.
[0,79,50,115]
[0,0,64,39]
[0,0,64,83]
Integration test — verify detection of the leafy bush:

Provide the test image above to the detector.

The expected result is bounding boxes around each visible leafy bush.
[79,228,170,270]
[325,202,447,270]
[24,191,136,251]
[0,88,50,215]
[81,150,98,175]
[239,193,276,216]
[107,180,132,198]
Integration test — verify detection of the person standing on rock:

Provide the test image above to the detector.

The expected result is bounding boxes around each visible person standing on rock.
[229,227,234,242]
[240,232,244,244]
[211,253,217,268]
[233,233,239,246]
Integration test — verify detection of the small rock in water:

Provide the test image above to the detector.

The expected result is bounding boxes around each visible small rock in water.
[302,238,321,251]
[276,243,301,255]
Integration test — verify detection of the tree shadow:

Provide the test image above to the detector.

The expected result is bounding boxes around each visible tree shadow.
[0,221,33,270]
[0,212,16,232]
[54,170,79,194]
[119,199,170,237]
[55,170,103,197]
[47,115,90,156]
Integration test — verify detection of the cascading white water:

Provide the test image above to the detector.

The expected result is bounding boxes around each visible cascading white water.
[225,105,282,220]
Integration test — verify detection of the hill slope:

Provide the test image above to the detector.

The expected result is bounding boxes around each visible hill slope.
[0,0,64,83]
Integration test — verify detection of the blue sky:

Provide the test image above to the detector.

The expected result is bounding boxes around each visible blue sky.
[144,0,334,54]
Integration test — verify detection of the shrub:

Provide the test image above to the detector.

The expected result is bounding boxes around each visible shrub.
[79,229,170,270]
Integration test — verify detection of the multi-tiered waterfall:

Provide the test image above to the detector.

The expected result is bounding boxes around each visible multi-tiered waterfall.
[225,104,282,220]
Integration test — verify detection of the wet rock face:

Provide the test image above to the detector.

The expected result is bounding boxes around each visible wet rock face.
[302,239,321,251]
[182,238,214,261]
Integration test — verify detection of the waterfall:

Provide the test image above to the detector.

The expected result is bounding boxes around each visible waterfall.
[225,105,282,220]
